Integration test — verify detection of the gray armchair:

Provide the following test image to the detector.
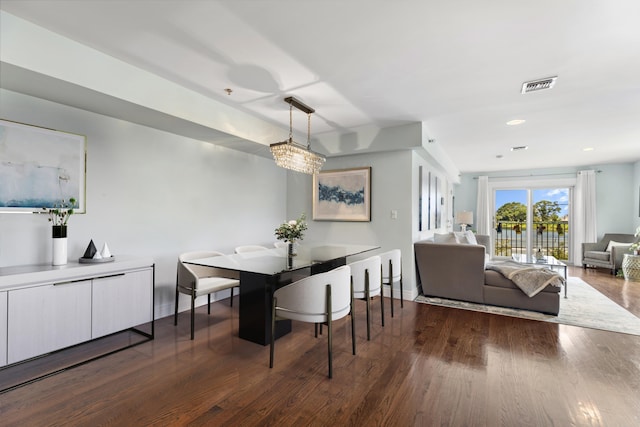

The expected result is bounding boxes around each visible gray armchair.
[582,233,637,275]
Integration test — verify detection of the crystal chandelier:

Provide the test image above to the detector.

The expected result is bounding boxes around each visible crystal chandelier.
[270,96,326,174]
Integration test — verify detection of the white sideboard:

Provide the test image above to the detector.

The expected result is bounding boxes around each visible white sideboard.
[0,256,154,368]
[0,291,6,366]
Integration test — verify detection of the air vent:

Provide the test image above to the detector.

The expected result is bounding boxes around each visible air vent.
[521,76,557,94]
[511,146,528,151]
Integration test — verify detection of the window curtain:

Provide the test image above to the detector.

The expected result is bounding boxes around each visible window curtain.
[573,170,597,265]
[476,176,491,235]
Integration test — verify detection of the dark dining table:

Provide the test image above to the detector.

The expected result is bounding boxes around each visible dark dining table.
[185,244,379,345]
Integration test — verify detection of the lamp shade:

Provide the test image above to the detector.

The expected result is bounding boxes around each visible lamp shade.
[455,211,473,225]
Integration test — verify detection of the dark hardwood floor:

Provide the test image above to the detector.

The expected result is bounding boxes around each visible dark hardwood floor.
[1,266,639,426]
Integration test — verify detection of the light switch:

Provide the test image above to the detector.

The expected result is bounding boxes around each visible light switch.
[391,210,398,219]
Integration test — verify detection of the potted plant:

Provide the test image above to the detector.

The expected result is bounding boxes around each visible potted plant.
[275,213,308,257]
[631,226,640,255]
[42,198,77,265]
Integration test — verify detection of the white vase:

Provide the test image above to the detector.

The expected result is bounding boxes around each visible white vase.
[52,225,68,266]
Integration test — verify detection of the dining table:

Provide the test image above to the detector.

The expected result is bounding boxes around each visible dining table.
[185,243,379,345]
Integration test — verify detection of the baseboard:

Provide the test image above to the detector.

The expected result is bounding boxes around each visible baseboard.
[156,288,233,320]
[382,284,418,302]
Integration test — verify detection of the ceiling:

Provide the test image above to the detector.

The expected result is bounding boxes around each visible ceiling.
[1,0,639,173]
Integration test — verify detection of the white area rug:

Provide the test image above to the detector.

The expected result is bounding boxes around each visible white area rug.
[415,277,640,336]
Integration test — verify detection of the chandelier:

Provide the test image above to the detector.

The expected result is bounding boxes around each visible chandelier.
[270,96,326,174]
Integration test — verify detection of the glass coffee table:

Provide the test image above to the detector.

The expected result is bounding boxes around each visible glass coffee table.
[512,254,568,298]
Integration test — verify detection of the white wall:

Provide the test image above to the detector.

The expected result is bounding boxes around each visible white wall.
[454,163,638,259]
[0,89,286,317]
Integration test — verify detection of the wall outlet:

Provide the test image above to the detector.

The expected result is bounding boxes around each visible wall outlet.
[391,210,398,219]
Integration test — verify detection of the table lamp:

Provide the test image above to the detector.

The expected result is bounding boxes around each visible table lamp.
[455,211,473,232]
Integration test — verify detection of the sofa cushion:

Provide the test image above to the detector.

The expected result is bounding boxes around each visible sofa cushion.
[434,232,457,244]
[584,250,610,261]
[484,270,559,294]
[484,269,517,289]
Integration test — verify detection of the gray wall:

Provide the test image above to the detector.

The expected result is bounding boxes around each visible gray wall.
[0,89,287,317]
[286,149,418,299]
[634,161,640,231]
[1,90,436,313]
[285,140,456,300]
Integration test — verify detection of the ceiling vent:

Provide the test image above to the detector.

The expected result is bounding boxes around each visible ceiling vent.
[521,76,557,94]
[511,145,528,151]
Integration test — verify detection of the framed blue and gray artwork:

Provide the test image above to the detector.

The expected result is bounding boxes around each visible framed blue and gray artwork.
[313,167,371,221]
[0,119,86,213]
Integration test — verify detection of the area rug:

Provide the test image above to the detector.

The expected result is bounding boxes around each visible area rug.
[415,277,640,336]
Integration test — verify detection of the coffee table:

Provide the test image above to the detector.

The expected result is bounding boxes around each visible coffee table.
[512,253,568,298]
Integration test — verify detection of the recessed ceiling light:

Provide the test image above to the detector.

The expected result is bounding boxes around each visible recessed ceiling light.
[510,146,528,151]
[506,119,526,126]
[583,147,595,151]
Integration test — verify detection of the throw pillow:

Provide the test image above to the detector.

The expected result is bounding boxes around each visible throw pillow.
[465,230,478,245]
[606,240,632,252]
[453,231,468,244]
[434,232,457,244]
[453,231,479,245]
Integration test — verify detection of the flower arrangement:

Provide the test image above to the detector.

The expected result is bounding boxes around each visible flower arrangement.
[630,226,640,254]
[42,198,77,226]
[275,213,308,243]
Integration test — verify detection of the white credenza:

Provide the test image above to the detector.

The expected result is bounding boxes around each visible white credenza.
[0,291,6,367]
[91,269,153,339]
[0,256,154,367]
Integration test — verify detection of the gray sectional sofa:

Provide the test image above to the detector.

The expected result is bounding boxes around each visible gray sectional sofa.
[414,234,560,315]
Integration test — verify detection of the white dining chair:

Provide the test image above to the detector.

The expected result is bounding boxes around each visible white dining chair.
[379,249,403,317]
[273,241,288,248]
[175,251,240,340]
[270,265,355,378]
[349,255,383,341]
[234,245,269,253]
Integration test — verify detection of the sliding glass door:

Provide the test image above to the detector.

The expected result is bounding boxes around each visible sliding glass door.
[493,187,570,260]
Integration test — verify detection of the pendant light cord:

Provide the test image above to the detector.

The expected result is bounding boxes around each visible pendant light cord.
[288,103,294,142]
[307,113,311,150]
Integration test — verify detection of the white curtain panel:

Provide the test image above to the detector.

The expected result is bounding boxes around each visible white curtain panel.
[573,170,598,264]
[476,176,491,236]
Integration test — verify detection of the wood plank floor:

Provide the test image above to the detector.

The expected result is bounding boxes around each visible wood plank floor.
[1,266,639,426]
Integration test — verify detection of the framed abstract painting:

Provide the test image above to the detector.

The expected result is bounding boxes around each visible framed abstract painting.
[313,167,371,221]
[0,119,86,213]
